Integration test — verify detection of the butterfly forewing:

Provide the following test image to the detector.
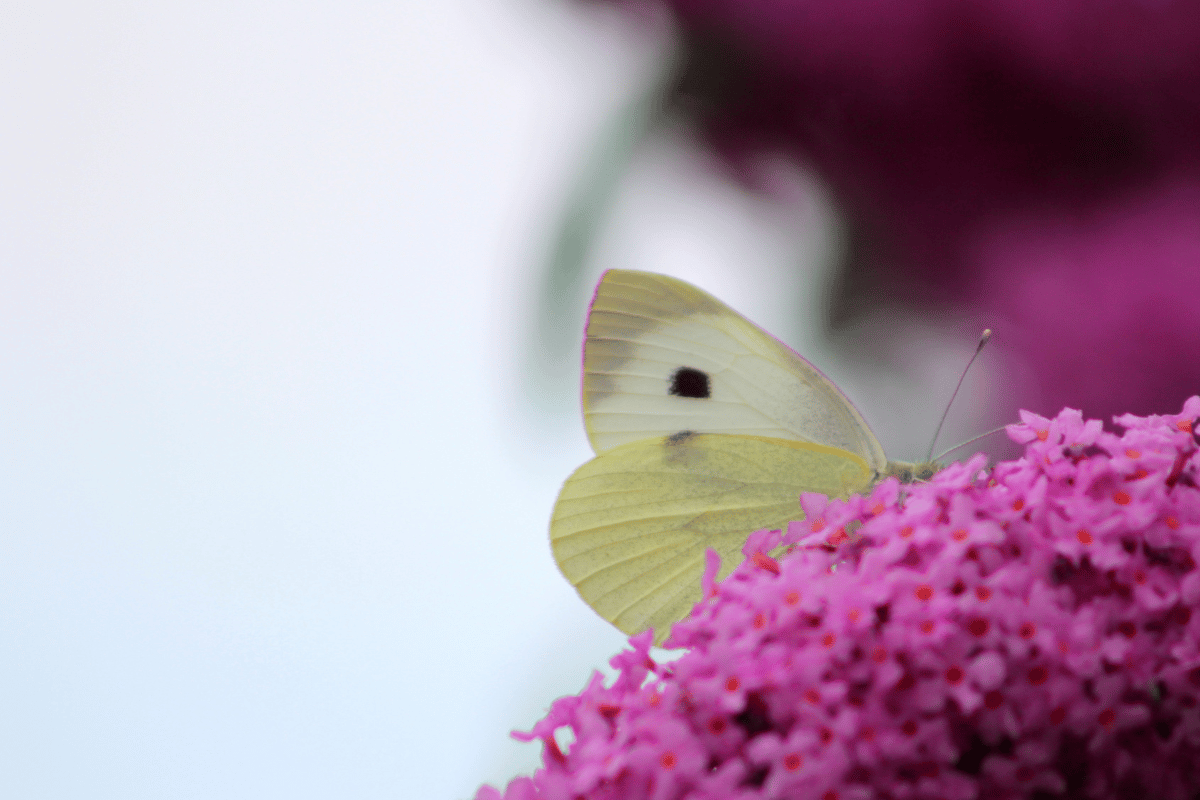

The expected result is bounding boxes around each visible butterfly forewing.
[582,270,888,471]
[550,432,874,643]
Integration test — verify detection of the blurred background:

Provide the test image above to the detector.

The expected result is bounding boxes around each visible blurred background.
[3,2,1196,799]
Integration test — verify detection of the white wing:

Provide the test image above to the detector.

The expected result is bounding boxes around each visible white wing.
[581,270,888,471]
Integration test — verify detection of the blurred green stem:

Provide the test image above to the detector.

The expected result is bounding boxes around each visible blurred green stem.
[524,49,681,420]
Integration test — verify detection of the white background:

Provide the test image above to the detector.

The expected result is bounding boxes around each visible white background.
[0,3,998,799]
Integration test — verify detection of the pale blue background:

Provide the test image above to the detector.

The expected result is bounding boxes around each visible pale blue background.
[0,3,999,799]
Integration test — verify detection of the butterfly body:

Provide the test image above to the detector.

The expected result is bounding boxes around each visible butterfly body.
[552,270,933,642]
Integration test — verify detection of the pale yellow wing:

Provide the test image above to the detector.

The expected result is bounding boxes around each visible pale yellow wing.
[582,269,888,472]
[550,432,873,644]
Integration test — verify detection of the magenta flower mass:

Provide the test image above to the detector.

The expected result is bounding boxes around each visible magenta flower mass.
[590,0,1200,422]
[479,399,1200,800]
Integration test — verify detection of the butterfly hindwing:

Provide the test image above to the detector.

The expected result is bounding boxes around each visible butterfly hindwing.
[550,432,873,643]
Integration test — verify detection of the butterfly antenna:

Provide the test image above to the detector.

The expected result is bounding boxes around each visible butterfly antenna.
[925,329,992,463]
[933,426,1009,462]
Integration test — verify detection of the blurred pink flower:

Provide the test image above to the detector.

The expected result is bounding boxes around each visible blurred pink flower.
[970,179,1200,423]
[592,0,1200,418]
[479,398,1200,799]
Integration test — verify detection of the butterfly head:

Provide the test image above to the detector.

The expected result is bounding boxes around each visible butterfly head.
[881,460,939,484]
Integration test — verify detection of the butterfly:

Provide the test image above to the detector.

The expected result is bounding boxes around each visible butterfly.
[550,269,935,644]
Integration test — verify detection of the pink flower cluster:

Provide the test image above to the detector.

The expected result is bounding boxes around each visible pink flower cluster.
[479,398,1200,800]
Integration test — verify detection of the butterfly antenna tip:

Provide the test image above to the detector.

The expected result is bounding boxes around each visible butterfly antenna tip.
[925,329,992,464]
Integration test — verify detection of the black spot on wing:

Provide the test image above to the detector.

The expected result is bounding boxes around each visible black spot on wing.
[666,430,697,446]
[669,367,711,399]
[663,430,700,466]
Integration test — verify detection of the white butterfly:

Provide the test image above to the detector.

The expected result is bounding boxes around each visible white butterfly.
[550,270,932,643]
